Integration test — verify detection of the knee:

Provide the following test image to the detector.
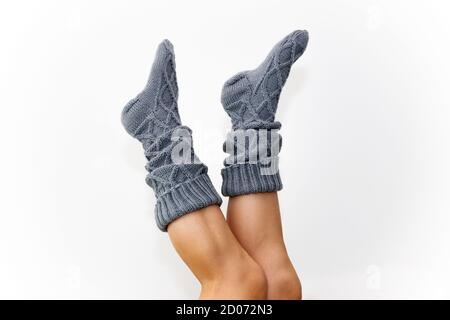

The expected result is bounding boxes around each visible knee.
[203,255,268,299]
[268,268,302,300]
[238,260,268,299]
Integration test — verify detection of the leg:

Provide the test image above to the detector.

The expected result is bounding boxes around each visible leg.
[168,205,267,299]
[121,41,266,299]
[219,31,309,299]
[226,193,301,299]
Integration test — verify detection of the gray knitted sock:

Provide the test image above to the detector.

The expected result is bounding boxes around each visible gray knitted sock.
[122,40,222,231]
[221,30,309,196]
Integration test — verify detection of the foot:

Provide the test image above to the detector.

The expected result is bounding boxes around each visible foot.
[221,30,309,130]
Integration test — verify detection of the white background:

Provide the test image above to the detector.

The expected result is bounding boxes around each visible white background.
[1,0,449,299]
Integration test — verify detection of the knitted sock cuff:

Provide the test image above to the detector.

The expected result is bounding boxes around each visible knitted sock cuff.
[155,174,222,231]
[221,163,283,197]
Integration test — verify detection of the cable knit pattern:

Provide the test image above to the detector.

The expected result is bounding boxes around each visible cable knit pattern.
[221,30,309,196]
[122,40,222,231]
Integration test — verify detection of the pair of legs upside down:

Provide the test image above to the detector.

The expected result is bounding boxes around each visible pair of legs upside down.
[121,30,309,299]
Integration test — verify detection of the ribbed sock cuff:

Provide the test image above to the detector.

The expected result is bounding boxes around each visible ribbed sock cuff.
[154,174,222,231]
[221,163,283,197]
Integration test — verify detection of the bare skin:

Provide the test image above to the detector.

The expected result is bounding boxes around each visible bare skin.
[226,192,302,300]
[168,205,267,299]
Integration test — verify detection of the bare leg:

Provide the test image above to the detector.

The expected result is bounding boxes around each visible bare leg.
[226,193,301,300]
[168,205,267,299]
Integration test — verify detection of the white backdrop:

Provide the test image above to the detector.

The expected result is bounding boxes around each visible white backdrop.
[1,0,449,299]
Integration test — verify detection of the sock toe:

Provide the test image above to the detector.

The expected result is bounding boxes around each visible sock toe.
[147,40,175,82]
[291,30,309,60]
[121,39,180,137]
